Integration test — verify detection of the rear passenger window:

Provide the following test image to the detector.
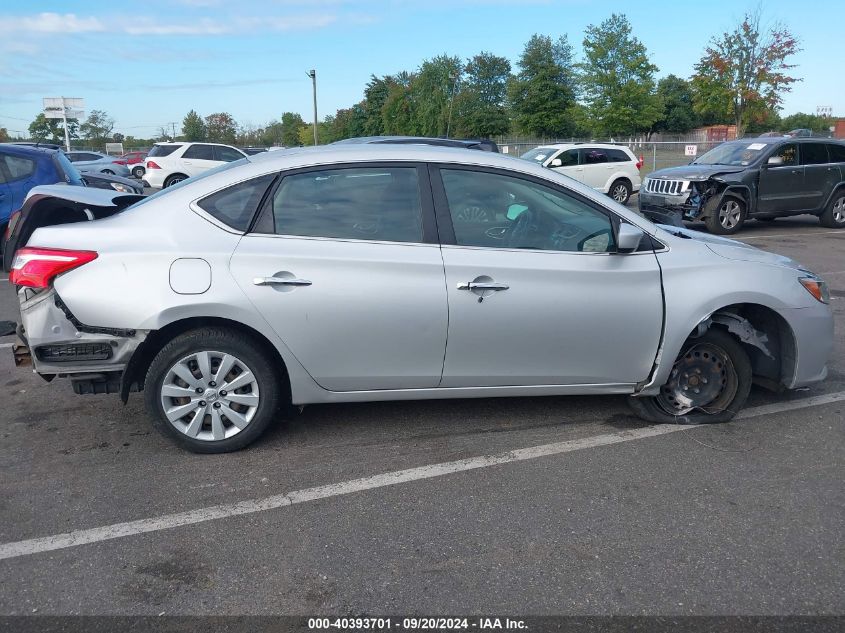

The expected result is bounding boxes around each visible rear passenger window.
[2,155,36,181]
[215,146,245,162]
[582,149,608,164]
[197,174,275,231]
[826,144,845,163]
[606,149,632,163]
[183,145,215,160]
[801,143,829,165]
[267,167,423,243]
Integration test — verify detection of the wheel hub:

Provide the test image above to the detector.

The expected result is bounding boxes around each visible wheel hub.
[657,343,733,415]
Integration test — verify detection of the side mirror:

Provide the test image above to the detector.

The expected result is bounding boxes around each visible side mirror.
[616,223,645,253]
[767,156,784,166]
[549,158,563,168]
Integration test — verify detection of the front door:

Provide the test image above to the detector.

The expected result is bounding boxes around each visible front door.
[432,166,663,388]
[230,164,448,392]
[757,143,805,214]
[548,149,583,184]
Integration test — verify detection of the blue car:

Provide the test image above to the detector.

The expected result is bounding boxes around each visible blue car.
[0,144,142,232]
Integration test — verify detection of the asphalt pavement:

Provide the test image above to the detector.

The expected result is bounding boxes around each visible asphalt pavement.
[0,211,843,620]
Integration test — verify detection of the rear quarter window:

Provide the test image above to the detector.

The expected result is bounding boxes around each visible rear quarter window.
[607,149,633,163]
[148,144,181,157]
[2,155,36,181]
[826,144,845,163]
[197,174,276,231]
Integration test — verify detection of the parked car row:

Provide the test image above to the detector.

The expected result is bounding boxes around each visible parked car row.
[3,144,833,453]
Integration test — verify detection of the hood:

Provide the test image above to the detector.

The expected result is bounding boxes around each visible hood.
[648,163,746,181]
[656,224,805,272]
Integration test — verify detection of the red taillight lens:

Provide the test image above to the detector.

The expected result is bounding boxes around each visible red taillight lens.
[146,160,161,169]
[636,155,644,170]
[9,247,98,289]
[115,160,127,165]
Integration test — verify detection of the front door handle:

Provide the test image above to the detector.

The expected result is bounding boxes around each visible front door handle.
[457,281,509,291]
[253,276,312,287]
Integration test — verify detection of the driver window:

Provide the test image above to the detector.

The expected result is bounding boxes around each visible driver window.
[440,168,616,253]
[555,149,578,167]
[773,144,798,166]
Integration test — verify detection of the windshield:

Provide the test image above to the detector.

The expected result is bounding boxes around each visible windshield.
[53,152,85,186]
[123,158,251,212]
[693,141,769,166]
[520,147,555,164]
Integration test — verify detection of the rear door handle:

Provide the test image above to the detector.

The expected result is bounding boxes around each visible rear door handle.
[457,282,509,291]
[253,277,312,286]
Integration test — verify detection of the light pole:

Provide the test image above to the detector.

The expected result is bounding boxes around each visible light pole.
[307,69,318,145]
[446,72,460,138]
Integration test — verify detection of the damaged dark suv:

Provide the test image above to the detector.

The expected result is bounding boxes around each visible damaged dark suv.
[639,138,845,234]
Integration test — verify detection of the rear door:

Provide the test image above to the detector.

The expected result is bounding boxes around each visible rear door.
[757,143,805,214]
[432,165,663,388]
[180,144,218,176]
[0,156,11,224]
[0,152,37,220]
[229,163,449,391]
[800,142,834,211]
[579,147,612,190]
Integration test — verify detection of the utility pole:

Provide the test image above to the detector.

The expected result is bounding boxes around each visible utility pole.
[307,69,318,145]
[60,97,71,152]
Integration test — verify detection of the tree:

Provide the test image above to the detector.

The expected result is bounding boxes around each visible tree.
[79,110,115,148]
[779,112,832,134]
[0,128,9,143]
[382,81,414,135]
[328,105,367,141]
[280,112,306,146]
[453,52,511,138]
[508,34,578,137]
[653,75,699,134]
[360,75,393,136]
[408,55,463,136]
[182,109,207,141]
[691,9,800,137]
[579,14,662,136]
[204,112,237,144]
[28,113,78,144]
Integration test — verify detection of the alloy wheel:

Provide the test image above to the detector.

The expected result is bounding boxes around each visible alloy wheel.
[718,200,742,230]
[612,184,629,202]
[833,196,845,224]
[159,350,260,442]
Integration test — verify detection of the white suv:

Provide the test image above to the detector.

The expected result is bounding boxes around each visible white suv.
[143,142,247,189]
[521,143,642,204]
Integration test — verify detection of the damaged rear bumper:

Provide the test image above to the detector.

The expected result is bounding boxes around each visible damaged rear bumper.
[16,287,146,380]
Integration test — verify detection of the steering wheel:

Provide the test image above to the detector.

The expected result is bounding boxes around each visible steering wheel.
[507,208,537,248]
[454,200,494,223]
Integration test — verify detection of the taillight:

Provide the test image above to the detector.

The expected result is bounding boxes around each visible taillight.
[636,155,644,170]
[115,160,127,165]
[146,160,161,169]
[9,247,98,289]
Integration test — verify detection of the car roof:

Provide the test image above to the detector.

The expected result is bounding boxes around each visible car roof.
[534,143,632,151]
[0,143,59,157]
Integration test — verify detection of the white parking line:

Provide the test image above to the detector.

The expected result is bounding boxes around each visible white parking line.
[0,343,13,349]
[1,390,844,562]
[738,230,845,241]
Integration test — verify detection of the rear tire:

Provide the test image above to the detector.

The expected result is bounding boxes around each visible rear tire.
[164,173,188,188]
[628,329,752,425]
[704,196,746,234]
[609,179,632,205]
[102,169,115,175]
[132,166,145,179]
[819,192,845,228]
[144,327,283,453]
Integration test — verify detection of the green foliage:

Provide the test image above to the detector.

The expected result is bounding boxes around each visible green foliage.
[79,110,115,149]
[28,113,79,143]
[579,14,661,136]
[653,75,699,134]
[382,81,414,135]
[280,112,307,146]
[453,52,511,138]
[691,9,800,136]
[204,112,237,144]
[779,112,832,133]
[182,110,207,141]
[409,55,463,136]
[361,76,392,136]
[508,34,577,137]
[0,128,9,143]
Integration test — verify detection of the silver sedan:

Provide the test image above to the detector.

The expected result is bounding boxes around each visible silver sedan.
[64,151,131,178]
[7,145,834,452]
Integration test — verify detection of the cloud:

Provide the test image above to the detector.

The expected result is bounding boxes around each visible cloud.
[3,12,105,33]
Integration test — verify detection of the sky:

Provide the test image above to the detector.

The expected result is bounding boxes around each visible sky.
[1,0,842,138]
